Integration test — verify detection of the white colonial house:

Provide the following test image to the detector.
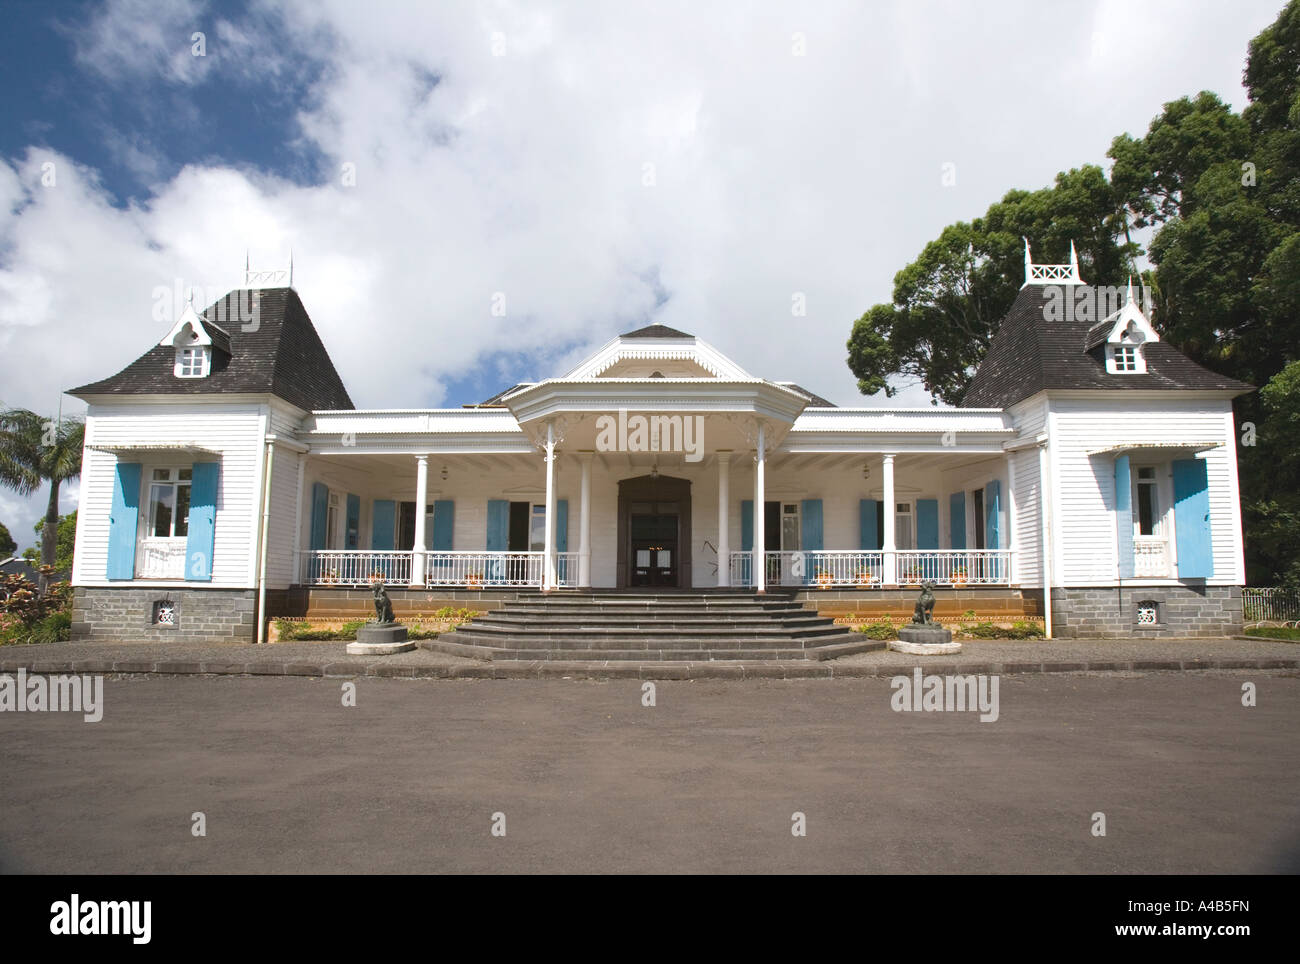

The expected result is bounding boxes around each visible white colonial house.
[67,245,1251,645]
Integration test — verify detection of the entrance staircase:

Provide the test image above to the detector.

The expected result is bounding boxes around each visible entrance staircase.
[420,589,883,662]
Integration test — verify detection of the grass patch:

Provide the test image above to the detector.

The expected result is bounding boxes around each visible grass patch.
[1244,626,1300,641]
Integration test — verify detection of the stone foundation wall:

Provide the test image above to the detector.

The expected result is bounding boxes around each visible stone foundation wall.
[72,587,257,643]
[794,588,1039,619]
[1049,585,1243,638]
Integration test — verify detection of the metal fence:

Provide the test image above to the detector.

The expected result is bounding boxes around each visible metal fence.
[1243,587,1300,622]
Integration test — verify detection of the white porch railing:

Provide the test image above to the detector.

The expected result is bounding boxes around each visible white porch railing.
[298,550,581,588]
[728,549,1014,587]
[301,550,414,586]
[136,539,187,579]
[894,550,1012,585]
[1133,538,1170,578]
[555,552,580,588]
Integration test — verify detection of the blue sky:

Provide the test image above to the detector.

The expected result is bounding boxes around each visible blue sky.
[0,0,1287,550]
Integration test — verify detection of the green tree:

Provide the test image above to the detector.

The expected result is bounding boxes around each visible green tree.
[0,410,85,592]
[0,522,15,557]
[27,510,76,573]
[1243,361,1300,587]
[847,165,1135,404]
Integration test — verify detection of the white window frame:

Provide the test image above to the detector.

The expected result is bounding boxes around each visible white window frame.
[142,466,193,540]
[780,502,801,552]
[1106,343,1145,374]
[174,346,211,378]
[894,501,913,551]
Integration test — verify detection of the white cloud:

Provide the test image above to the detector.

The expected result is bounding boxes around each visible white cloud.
[0,0,1286,538]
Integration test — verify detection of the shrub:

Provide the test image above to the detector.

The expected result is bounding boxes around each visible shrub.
[962,621,1003,639]
[1006,620,1045,639]
[858,621,898,640]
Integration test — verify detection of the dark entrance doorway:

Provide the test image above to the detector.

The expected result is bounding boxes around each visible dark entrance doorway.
[630,503,679,586]
[617,475,692,588]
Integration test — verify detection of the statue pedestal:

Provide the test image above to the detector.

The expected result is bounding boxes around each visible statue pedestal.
[346,623,414,655]
[890,623,962,655]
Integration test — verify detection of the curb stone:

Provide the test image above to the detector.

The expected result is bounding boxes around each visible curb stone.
[0,656,1296,681]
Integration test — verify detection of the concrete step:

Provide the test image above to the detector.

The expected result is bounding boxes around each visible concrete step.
[466,613,834,629]
[451,623,847,641]
[421,639,827,662]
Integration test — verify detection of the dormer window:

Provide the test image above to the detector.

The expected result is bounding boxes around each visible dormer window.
[159,301,228,380]
[1109,344,1139,373]
[175,346,210,378]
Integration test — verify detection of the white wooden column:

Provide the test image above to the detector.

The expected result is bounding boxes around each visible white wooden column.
[578,451,592,588]
[716,451,731,587]
[543,422,557,591]
[411,455,428,587]
[754,424,766,593]
[1038,444,1053,638]
[882,453,896,586]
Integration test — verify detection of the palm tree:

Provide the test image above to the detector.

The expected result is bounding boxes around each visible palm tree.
[0,409,85,592]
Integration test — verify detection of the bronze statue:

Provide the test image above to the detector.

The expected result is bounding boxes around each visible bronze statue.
[371,579,396,625]
[912,580,937,625]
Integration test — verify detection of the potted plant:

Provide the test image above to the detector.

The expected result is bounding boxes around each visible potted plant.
[465,570,484,588]
[815,566,833,588]
[854,566,874,587]
[952,565,967,587]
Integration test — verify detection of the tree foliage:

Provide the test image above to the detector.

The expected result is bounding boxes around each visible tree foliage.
[845,0,1300,582]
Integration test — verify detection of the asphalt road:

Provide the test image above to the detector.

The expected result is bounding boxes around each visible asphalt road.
[1,672,1297,874]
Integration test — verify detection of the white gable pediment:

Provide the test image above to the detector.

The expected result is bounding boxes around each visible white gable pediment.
[158,303,215,348]
[1100,283,1160,345]
[563,333,753,380]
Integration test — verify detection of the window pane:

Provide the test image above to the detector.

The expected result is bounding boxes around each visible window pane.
[153,469,171,481]
[175,482,191,537]
[529,509,545,551]
[1137,484,1156,536]
[630,502,653,514]
[179,468,192,481]
[150,484,175,537]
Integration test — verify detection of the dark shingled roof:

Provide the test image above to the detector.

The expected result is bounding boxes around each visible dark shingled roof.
[69,288,355,412]
[961,285,1253,409]
[777,382,837,408]
[619,323,694,339]
[468,383,532,407]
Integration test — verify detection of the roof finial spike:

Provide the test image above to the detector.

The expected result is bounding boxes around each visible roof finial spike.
[1126,275,1135,305]
[1023,236,1032,286]
[1069,240,1079,270]
[289,248,294,288]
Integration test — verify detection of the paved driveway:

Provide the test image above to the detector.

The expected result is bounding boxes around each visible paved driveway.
[1,672,1297,873]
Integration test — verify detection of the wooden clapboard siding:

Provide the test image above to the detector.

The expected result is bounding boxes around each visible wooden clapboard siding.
[73,402,266,588]
[1007,397,1048,587]
[1047,395,1240,586]
[264,446,302,588]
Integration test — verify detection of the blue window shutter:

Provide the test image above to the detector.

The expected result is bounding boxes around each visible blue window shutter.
[486,499,509,551]
[555,499,569,583]
[1115,455,1134,578]
[859,499,878,550]
[949,493,966,550]
[371,499,396,551]
[741,500,754,551]
[916,499,939,550]
[984,480,1002,550]
[345,494,360,550]
[800,499,823,552]
[309,483,328,551]
[185,462,219,581]
[106,462,142,580]
[431,500,454,550]
[555,499,569,552]
[1172,458,1214,579]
